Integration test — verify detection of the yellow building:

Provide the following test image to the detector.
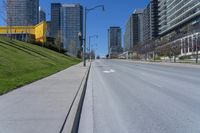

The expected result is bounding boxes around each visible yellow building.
[0,21,47,44]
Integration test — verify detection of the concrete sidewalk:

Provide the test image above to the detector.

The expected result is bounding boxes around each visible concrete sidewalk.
[0,63,89,133]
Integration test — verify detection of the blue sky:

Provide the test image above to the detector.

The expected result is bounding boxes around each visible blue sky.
[0,0,149,56]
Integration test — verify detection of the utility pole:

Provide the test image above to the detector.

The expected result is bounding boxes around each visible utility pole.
[82,5,104,67]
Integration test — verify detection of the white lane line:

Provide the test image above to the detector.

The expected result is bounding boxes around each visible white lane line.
[103,69,116,73]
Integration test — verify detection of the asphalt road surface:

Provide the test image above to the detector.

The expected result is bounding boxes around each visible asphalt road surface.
[79,60,200,133]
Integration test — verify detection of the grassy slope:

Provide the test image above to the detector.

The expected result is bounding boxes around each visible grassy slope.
[0,38,81,95]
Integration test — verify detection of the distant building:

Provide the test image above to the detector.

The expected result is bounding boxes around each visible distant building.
[39,7,46,22]
[124,9,144,52]
[108,27,122,57]
[51,3,62,38]
[7,0,39,26]
[60,4,83,56]
[143,0,159,43]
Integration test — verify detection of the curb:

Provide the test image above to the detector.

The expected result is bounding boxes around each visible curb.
[60,63,91,133]
[117,59,200,69]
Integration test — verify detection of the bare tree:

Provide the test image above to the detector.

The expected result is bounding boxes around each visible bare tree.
[68,39,76,56]
[55,31,62,52]
[158,44,171,61]
[170,41,181,63]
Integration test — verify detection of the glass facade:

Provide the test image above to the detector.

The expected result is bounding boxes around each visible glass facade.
[39,7,46,22]
[51,3,61,38]
[60,4,83,56]
[108,27,122,56]
[124,16,133,52]
[124,10,144,52]
[143,0,159,42]
[7,0,39,26]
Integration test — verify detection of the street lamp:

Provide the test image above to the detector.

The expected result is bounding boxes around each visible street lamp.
[89,35,98,61]
[78,32,85,61]
[83,5,104,66]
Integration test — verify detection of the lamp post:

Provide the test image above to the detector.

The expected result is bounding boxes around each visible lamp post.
[82,5,104,66]
[89,35,98,61]
[78,31,85,63]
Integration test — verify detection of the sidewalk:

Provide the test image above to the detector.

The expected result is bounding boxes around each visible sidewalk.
[0,63,89,133]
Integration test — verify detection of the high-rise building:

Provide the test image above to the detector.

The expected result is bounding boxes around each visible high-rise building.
[158,0,200,56]
[108,27,122,57]
[124,9,144,52]
[143,0,159,43]
[158,0,167,35]
[7,0,39,26]
[124,17,133,52]
[51,3,61,38]
[60,4,83,56]
[159,0,200,36]
[39,7,46,22]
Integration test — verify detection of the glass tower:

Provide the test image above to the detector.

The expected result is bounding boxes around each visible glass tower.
[124,9,144,52]
[51,3,61,38]
[108,27,122,56]
[60,4,83,56]
[39,7,46,22]
[7,0,39,26]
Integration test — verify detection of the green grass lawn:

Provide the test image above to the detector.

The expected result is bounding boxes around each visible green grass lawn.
[0,37,81,95]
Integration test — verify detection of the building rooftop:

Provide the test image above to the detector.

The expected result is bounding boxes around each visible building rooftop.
[134,9,144,14]
[109,26,121,29]
[62,4,81,7]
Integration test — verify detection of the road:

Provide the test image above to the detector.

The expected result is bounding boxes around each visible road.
[79,59,200,133]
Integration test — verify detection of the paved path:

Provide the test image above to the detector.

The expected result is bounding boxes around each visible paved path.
[79,59,200,133]
[0,63,88,133]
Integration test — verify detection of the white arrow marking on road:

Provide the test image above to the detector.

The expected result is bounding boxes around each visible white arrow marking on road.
[103,69,116,73]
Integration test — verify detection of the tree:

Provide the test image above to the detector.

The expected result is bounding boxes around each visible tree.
[68,39,76,56]
[158,45,169,61]
[170,41,181,63]
[55,31,62,52]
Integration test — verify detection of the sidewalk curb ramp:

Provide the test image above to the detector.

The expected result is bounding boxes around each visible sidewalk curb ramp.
[60,63,91,133]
